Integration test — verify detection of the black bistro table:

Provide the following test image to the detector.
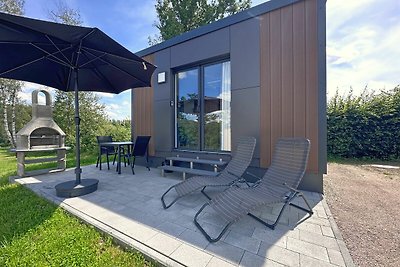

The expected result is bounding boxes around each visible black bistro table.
[99,141,134,174]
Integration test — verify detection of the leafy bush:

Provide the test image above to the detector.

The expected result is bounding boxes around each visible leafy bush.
[53,91,131,154]
[327,86,400,159]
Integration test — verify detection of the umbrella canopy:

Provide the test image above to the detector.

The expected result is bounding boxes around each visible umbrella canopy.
[0,12,156,197]
[0,11,155,92]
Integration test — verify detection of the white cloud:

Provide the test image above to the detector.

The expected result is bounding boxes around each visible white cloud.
[121,100,130,106]
[20,82,56,104]
[95,92,115,98]
[104,102,130,120]
[326,0,400,98]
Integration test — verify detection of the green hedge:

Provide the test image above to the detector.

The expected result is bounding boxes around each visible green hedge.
[327,87,400,159]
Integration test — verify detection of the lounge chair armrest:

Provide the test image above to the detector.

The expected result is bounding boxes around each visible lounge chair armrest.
[283,182,300,193]
[225,170,256,187]
[226,171,262,181]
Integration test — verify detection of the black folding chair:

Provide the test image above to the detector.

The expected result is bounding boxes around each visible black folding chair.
[125,136,151,174]
[96,136,118,170]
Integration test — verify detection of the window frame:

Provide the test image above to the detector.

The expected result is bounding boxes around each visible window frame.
[174,58,231,152]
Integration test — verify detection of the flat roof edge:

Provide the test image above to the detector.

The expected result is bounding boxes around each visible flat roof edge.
[136,0,301,57]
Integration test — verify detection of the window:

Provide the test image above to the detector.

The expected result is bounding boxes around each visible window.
[175,60,231,152]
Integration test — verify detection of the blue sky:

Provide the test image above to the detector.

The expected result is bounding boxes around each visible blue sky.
[20,0,400,120]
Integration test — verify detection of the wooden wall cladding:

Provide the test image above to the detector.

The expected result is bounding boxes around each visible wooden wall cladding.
[133,54,155,156]
[260,0,319,173]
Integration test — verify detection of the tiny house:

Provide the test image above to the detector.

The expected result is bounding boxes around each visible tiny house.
[134,0,326,192]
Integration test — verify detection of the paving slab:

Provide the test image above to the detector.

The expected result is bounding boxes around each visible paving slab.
[14,164,354,267]
[258,243,300,266]
[287,237,329,262]
[224,231,261,254]
[240,252,285,267]
[205,241,245,265]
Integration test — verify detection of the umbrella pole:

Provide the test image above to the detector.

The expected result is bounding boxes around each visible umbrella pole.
[74,70,82,184]
[55,69,98,198]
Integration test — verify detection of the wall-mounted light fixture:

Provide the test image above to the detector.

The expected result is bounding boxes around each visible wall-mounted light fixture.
[157,72,166,84]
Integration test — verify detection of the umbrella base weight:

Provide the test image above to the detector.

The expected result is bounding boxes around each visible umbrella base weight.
[55,179,99,198]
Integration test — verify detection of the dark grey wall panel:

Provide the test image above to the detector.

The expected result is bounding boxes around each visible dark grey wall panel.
[231,87,260,158]
[230,18,260,90]
[170,28,230,68]
[298,173,323,193]
[154,99,173,152]
[153,49,171,101]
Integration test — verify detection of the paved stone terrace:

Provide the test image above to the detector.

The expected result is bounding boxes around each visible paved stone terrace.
[15,165,354,267]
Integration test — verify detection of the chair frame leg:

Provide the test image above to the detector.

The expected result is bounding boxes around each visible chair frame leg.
[194,203,233,243]
[106,153,110,170]
[194,192,313,242]
[162,185,211,209]
[162,181,236,210]
[248,192,313,230]
[146,153,150,171]
[201,186,211,200]
[130,156,136,175]
[161,185,182,209]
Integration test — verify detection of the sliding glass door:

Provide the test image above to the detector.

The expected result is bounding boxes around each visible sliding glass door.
[175,60,231,152]
[176,69,199,150]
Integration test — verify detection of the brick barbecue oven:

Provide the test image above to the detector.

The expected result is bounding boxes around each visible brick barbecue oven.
[12,89,69,177]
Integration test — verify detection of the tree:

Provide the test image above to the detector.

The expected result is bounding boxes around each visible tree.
[53,90,107,151]
[48,0,82,25]
[0,0,24,14]
[0,0,25,147]
[149,0,251,44]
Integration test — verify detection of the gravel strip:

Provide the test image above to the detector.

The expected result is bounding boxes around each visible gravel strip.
[324,163,400,267]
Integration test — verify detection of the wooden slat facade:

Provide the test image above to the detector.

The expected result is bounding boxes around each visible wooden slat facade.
[132,54,155,156]
[260,0,320,173]
[133,0,324,181]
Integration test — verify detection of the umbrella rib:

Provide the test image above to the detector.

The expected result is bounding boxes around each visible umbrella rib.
[30,43,73,68]
[47,57,72,68]
[83,46,148,64]
[0,43,71,75]
[0,56,43,76]
[66,67,73,91]
[73,27,96,67]
[72,27,96,69]
[79,28,97,42]
[82,48,149,87]
[0,44,72,76]
[45,35,73,66]
[79,53,106,68]
[78,49,118,91]
[0,40,67,46]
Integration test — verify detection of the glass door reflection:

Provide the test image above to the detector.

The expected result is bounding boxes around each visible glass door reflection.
[176,69,199,150]
[203,61,231,151]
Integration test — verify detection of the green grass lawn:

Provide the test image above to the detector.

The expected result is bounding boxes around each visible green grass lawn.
[0,148,154,267]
